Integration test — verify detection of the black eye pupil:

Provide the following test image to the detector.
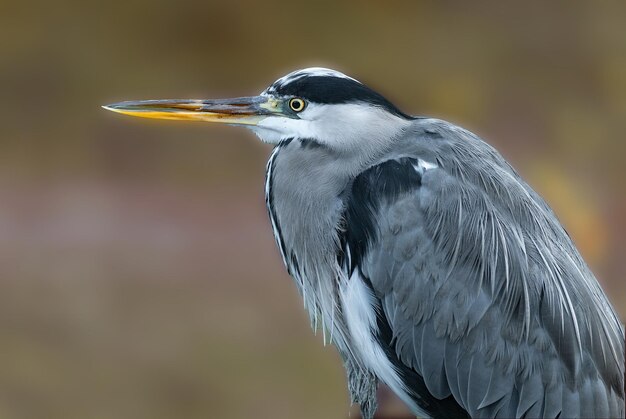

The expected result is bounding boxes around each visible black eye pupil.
[291,99,303,111]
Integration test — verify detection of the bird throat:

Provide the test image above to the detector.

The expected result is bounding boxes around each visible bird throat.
[264,138,356,348]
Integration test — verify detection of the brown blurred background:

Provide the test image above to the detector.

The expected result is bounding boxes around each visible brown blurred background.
[1,1,625,418]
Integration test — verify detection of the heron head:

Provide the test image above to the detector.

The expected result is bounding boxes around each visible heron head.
[104,67,412,151]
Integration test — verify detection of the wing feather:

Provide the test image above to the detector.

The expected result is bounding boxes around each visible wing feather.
[516,372,543,418]
[542,377,563,418]
[592,378,610,419]
[419,320,451,399]
[343,123,624,418]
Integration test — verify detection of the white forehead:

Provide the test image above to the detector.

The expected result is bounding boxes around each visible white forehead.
[267,67,360,92]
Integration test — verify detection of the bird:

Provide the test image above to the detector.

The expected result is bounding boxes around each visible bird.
[104,67,624,419]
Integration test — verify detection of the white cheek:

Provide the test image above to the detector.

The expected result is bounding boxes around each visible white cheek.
[248,104,410,149]
[300,104,410,151]
[249,117,311,144]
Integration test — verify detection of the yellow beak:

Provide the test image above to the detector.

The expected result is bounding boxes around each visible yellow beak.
[103,96,281,126]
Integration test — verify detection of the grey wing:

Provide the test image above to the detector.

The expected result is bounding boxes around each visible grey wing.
[343,127,624,418]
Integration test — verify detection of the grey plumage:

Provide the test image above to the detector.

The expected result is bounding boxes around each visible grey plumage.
[105,67,625,419]
[266,114,624,418]
[358,120,622,417]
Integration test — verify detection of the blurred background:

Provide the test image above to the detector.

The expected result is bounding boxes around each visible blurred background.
[1,1,625,418]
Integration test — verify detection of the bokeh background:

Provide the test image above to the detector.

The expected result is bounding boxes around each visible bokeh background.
[1,1,625,418]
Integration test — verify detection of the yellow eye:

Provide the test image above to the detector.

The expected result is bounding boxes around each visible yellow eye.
[289,98,306,112]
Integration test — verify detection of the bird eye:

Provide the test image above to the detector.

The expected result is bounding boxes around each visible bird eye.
[289,98,306,112]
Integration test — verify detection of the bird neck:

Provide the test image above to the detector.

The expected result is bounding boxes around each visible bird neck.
[265,138,360,345]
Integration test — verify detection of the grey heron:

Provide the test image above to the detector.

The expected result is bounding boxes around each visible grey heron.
[104,68,624,419]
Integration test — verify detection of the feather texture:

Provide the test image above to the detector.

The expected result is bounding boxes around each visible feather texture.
[341,120,624,418]
[267,114,625,418]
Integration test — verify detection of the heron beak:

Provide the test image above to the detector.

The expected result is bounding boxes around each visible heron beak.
[102,96,281,126]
